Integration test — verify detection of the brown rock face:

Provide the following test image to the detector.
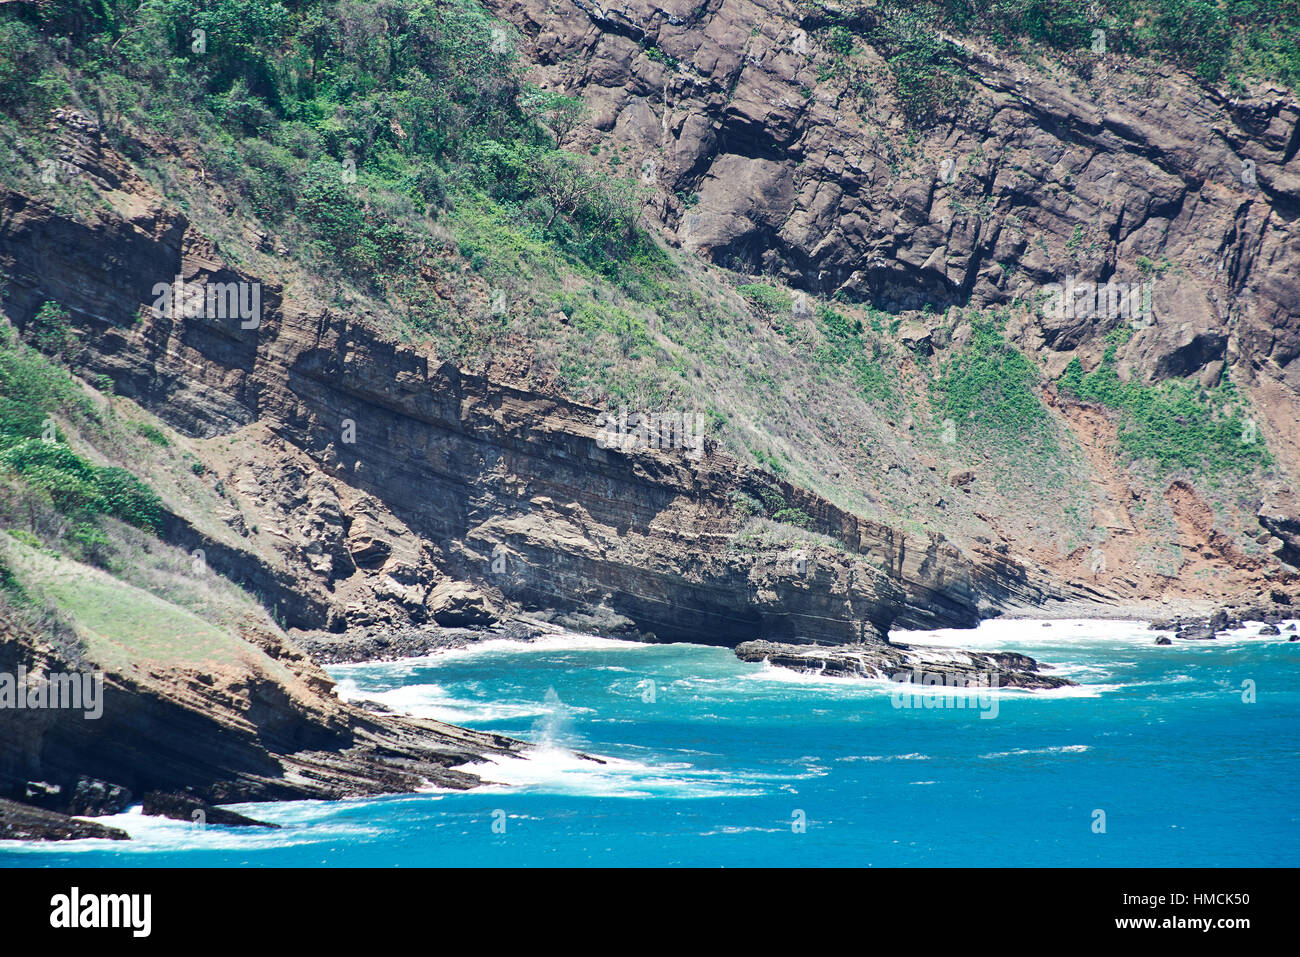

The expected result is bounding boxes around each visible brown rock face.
[485,0,1300,459]
[0,155,1076,648]
[0,608,528,819]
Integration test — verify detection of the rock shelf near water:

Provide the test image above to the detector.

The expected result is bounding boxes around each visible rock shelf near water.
[734,639,1075,689]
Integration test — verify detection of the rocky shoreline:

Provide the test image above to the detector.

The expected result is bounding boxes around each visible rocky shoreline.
[1148,603,1299,642]
[11,602,1298,843]
[0,798,129,842]
[294,617,566,664]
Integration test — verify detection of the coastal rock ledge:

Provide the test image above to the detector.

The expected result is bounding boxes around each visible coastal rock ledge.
[734,640,1076,689]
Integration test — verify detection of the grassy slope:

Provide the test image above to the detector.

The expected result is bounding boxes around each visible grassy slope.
[4,538,253,670]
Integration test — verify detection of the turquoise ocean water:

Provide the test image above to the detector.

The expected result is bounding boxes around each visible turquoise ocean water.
[3,618,1297,867]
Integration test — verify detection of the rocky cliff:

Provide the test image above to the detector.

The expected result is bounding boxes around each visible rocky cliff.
[1,148,1073,647]
[487,0,1300,458]
[0,568,528,836]
[3,0,1298,837]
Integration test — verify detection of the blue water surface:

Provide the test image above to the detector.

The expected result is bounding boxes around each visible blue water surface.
[3,618,1297,867]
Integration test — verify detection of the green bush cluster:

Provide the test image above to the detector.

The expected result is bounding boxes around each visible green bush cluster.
[737,284,794,314]
[0,550,24,600]
[1058,349,1269,473]
[816,0,1298,107]
[936,320,1046,436]
[0,314,164,534]
[814,305,894,401]
[0,16,70,121]
[873,8,970,121]
[934,0,1296,86]
[28,301,73,359]
[0,440,162,531]
[0,0,660,291]
[748,485,813,528]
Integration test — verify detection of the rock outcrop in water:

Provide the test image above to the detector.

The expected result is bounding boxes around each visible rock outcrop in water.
[735,638,1075,688]
[0,797,129,842]
[0,607,528,835]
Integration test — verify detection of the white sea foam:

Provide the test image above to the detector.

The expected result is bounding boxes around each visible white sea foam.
[456,747,761,799]
[332,678,562,725]
[837,752,932,762]
[893,617,1153,649]
[329,633,658,674]
[979,744,1092,759]
[896,616,1300,651]
[739,659,878,687]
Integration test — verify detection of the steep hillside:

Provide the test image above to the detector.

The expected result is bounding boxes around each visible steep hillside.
[484,0,1300,588]
[1,0,1299,835]
[0,313,528,836]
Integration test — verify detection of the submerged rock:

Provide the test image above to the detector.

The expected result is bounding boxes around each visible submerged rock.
[1176,622,1218,640]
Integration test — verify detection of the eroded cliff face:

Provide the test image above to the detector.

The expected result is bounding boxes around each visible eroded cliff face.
[0,113,1074,648]
[484,0,1300,462]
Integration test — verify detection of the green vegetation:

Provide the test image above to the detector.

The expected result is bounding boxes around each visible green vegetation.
[11,542,241,668]
[1058,348,1269,473]
[930,0,1300,86]
[737,283,794,314]
[748,486,812,528]
[935,318,1047,437]
[816,5,969,121]
[133,421,170,446]
[0,0,657,299]
[0,316,163,552]
[0,441,161,532]
[813,0,1300,117]
[0,550,23,600]
[727,489,763,516]
[28,301,73,358]
[812,304,894,402]
[872,8,970,121]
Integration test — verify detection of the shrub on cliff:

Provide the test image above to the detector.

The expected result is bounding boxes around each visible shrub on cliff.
[817,0,1298,93]
[1058,346,1269,474]
[28,302,73,359]
[0,326,164,535]
[936,319,1046,438]
[0,440,162,532]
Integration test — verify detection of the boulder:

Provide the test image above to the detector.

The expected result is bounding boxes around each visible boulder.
[348,517,393,568]
[948,468,976,488]
[426,581,500,627]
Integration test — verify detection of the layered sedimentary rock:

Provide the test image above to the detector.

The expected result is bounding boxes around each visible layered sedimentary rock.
[0,797,129,841]
[0,161,1079,648]
[0,613,528,828]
